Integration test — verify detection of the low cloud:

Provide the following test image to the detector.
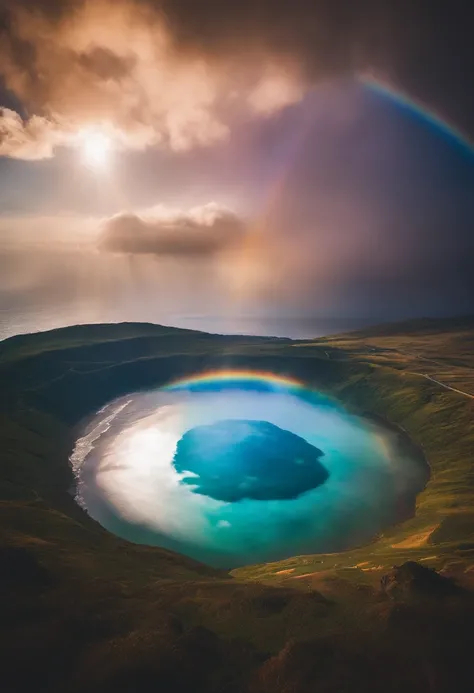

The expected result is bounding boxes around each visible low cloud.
[0,210,251,341]
[100,203,246,257]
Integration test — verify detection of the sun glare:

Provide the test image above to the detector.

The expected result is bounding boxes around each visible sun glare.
[80,130,111,169]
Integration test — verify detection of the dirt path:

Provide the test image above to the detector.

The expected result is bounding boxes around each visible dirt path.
[419,374,474,400]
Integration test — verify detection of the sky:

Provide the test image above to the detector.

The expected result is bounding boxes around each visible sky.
[0,0,474,337]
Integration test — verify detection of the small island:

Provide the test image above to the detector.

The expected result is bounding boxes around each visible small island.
[173,419,328,502]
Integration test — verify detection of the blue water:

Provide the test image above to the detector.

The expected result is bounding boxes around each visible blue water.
[71,381,427,568]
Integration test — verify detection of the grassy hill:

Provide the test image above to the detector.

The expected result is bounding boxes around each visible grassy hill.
[1,318,474,692]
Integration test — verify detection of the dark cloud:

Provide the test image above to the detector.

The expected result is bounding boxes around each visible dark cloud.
[0,1,473,158]
[100,203,246,256]
[147,1,474,134]
[77,47,135,82]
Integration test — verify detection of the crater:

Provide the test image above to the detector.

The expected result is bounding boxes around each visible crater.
[172,419,329,502]
[71,380,430,568]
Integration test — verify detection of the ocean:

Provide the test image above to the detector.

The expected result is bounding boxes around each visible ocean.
[0,306,379,342]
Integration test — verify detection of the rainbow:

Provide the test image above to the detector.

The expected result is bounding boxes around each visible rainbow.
[165,369,305,393]
[227,75,474,309]
[361,75,474,157]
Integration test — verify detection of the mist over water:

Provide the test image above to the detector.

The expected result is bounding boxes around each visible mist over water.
[71,378,428,568]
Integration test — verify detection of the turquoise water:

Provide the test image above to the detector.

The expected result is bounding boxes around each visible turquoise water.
[71,378,427,568]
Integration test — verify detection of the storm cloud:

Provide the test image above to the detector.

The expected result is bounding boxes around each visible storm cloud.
[0,1,473,158]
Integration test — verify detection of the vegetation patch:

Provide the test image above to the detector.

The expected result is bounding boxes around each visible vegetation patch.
[1,318,473,691]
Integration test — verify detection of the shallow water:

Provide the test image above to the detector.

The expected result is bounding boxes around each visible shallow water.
[71,377,428,568]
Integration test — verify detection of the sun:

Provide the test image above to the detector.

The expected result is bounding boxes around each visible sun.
[79,129,111,169]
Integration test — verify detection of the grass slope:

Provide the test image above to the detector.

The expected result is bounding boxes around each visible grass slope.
[1,318,474,692]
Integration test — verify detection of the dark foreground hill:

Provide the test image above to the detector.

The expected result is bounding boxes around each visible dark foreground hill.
[1,318,474,692]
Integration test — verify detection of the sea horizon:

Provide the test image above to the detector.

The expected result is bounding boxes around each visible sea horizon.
[0,307,382,342]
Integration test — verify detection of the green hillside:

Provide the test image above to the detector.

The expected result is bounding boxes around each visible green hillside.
[1,318,474,692]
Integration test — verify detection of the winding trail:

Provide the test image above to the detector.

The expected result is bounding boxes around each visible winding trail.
[364,344,474,400]
[417,373,474,400]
